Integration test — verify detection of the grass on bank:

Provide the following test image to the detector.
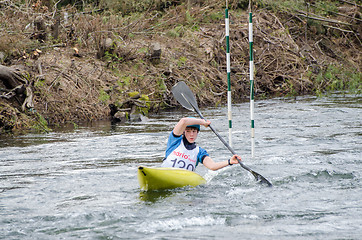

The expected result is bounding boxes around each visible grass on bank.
[312,65,362,96]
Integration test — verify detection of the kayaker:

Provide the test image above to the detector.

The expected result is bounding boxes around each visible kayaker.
[161,117,241,171]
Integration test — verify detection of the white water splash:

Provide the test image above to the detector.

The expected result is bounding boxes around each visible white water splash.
[139,215,225,233]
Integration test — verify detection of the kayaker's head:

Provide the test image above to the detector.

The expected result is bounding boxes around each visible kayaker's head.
[184,126,199,143]
[184,117,200,143]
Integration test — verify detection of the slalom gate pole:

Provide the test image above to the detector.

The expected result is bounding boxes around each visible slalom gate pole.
[249,1,255,158]
[225,1,232,147]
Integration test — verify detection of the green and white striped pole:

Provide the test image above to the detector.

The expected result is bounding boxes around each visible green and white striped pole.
[225,2,232,147]
[249,1,255,158]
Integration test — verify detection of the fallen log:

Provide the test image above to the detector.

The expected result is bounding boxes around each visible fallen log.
[0,65,27,89]
[0,64,34,111]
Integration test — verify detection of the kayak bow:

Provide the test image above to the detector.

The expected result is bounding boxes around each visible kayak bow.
[138,166,206,191]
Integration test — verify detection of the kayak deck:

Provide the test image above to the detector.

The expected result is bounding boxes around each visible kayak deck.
[138,166,206,191]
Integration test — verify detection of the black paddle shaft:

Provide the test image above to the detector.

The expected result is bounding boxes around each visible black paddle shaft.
[172,81,272,187]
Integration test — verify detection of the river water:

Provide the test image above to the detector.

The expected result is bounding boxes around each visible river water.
[1,94,361,239]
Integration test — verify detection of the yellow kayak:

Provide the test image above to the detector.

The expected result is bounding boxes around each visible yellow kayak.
[138,166,206,191]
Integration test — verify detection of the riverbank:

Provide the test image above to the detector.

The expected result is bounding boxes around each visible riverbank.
[0,0,361,134]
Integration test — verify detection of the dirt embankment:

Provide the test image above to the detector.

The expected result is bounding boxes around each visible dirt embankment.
[0,1,361,134]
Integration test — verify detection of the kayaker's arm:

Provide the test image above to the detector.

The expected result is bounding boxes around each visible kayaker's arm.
[173,117,210,136]
[203,154,241,171]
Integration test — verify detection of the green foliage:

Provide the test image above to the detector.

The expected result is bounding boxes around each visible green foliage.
[99,89,110,103]
[99,0,177,14]
[138,94,151,115]
[185,10,194,24]
[204,11,224,22]
[312,64,361,95]
[128,91,140,98]
[34,77,46,88]
[177,56,187,67]
[31,112,52,133]
[104,50,123,63]
[232,0,249,10]
[157,75,167,92]
[120,75,131,86]
[128,33,135,39]
[73,122,79,129]
[166,25,184,38]
[345,71,362,94]
[285,80,297,97]
[257,0,340,16]
[125,91,151,116]
[138,47,148,53]
[313,1,339,17]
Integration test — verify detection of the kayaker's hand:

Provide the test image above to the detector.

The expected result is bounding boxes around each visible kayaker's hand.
[229,154,241,165]
[202,119,211,128]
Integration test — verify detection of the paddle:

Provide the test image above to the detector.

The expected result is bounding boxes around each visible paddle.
[172,81,272,187]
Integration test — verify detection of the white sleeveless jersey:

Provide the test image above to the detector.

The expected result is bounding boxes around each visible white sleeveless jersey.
[161,140,199,171]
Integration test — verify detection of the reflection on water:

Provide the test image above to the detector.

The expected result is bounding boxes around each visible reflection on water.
[139,190,176,203]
